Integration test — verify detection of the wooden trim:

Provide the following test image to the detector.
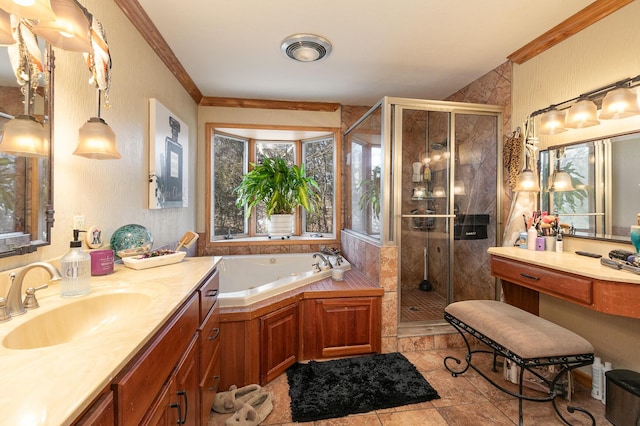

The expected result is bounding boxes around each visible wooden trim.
[114,0,203,103]
[200,97,341,112]
[508,0,633,64]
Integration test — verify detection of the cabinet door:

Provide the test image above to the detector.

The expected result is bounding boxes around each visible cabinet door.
[141,380,174,426]
[308,298,381,358]
[260,303,298,384]
[171,335,200,425]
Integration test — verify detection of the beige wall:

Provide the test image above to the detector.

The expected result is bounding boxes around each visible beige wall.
[0,0,197,279]
[512,1,640,371]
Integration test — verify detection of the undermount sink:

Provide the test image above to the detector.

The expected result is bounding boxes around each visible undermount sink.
[3,290,155,350]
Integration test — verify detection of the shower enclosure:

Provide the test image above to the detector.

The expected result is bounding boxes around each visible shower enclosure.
[344,97,503,326]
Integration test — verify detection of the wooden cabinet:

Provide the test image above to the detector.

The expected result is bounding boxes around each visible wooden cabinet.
[73,391,114,426]
[301,297,381,359]
[260,304,298,384]
[198,268,220,424]
[491,253,640,319]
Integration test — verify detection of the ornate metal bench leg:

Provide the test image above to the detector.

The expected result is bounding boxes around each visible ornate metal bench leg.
[549,365,596,426]
[443,320,473,377]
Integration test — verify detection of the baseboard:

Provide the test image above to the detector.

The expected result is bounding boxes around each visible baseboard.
[574,369,592,390]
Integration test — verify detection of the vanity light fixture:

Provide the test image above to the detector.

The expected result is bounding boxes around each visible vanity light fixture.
[281,34,332,62]
[565,99,599,129]
[0,114,46,156]
[531,74,640,134]
[538,109,566,135]
[0,0,56,21]
[432,185,446,198]
[599,87,640,119]
[31,0,91,52]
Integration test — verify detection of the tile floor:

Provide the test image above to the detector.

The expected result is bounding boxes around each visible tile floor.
[400,288,447,322]
[209,348,609,425]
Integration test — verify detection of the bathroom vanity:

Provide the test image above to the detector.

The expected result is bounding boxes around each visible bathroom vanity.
[0,256,220,425]
[489,247,640,319]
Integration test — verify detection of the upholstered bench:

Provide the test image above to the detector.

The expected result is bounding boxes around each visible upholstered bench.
[443,300,595,426]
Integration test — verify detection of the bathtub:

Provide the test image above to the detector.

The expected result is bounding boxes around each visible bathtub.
[218,253,350,307]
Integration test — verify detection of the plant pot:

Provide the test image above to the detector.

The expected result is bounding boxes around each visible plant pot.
[268,214,293,238]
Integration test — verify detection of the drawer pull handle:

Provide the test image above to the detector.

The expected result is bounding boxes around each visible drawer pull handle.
[206,289,219,298]
[209,327,220,341]
[176,390,188,424]
[520,273,540,281]
[208,375,221,392]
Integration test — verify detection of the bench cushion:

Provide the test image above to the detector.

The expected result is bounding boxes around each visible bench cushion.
[445,300,594,360]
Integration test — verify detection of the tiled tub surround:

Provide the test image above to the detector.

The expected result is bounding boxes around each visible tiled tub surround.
[0,257,220,425]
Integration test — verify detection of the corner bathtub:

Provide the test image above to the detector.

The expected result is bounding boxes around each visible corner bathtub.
[218,253,350,307]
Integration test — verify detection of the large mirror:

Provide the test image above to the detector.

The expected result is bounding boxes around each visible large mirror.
[539,131,640,242]
[0,41,54,257]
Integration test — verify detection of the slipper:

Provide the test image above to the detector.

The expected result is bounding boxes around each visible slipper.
[212,384,262,414]
[224,392,274,426]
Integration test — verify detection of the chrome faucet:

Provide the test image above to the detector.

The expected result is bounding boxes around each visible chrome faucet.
[6,262,62,316]
[312,253,333,269]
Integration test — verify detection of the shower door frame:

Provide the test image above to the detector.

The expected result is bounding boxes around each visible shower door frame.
[389,98,504,325]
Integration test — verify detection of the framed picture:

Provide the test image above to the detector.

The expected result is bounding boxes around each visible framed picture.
[148,98,189,209]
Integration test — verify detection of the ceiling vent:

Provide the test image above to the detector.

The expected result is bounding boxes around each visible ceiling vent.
[281,34,332,62]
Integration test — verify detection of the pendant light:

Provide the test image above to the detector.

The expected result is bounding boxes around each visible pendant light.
[32,0,91,52]
[599,87,640,119]
[565,99,599,129]
[514,117,541,192]
[0,114,46,156]
[548,150,574,192]
[0,0,56,21]
[74,90,120,159]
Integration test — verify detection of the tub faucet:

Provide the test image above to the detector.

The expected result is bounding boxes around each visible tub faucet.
[312,253,333,269]
[6,262,62,316]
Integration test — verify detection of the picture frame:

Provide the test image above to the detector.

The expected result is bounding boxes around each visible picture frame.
[148,98,189,209]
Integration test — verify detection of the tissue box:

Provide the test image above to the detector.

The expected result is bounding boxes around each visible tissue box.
[606,369,640,426]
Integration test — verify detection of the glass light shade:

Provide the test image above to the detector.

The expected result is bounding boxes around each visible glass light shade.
[0,114,47,157]
[453,179,466,195]
[514,169,541,192]
[548,171,574,192]
[0,0,55,20]
[432,185,446,198]
[599,88,640,119]
[538,109,567,135]
[565,99,599,129]
[0,9,15,45]
[32,0,91,52]
[74,117,121,159]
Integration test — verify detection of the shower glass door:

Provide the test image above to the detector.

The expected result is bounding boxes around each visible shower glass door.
[396,107,454,322]
[396,106,501,324]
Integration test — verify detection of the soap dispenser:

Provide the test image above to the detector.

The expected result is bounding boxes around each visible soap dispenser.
[60,230,91,298]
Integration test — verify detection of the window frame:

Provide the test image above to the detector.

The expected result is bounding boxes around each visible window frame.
[205,123,342,244]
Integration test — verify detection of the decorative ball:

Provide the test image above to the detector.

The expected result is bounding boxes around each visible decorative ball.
[110,224,153,258]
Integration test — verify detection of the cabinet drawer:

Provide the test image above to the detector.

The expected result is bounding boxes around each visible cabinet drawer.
[200,344,221,425]
[199,268,219,322]
[491,256,593,305]
[113,293,199,426]
[200,300,220,368]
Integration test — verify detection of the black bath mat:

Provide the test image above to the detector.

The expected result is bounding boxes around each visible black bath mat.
[286,352,440,422]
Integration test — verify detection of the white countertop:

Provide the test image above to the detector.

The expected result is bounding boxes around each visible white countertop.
[488,247,640,284]
[0,256,220,425]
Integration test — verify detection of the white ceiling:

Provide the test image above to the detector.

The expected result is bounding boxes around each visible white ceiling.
[137,0,594,106]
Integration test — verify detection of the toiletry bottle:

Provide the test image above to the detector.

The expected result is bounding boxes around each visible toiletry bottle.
[601,361,612,404]
[591,356,603,400]
[555,231,563,253]
[527,226,537,251]
[60,230,91,298]
[423,163,431,182]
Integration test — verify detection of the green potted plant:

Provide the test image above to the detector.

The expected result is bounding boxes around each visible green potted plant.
[235,156,320,237]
